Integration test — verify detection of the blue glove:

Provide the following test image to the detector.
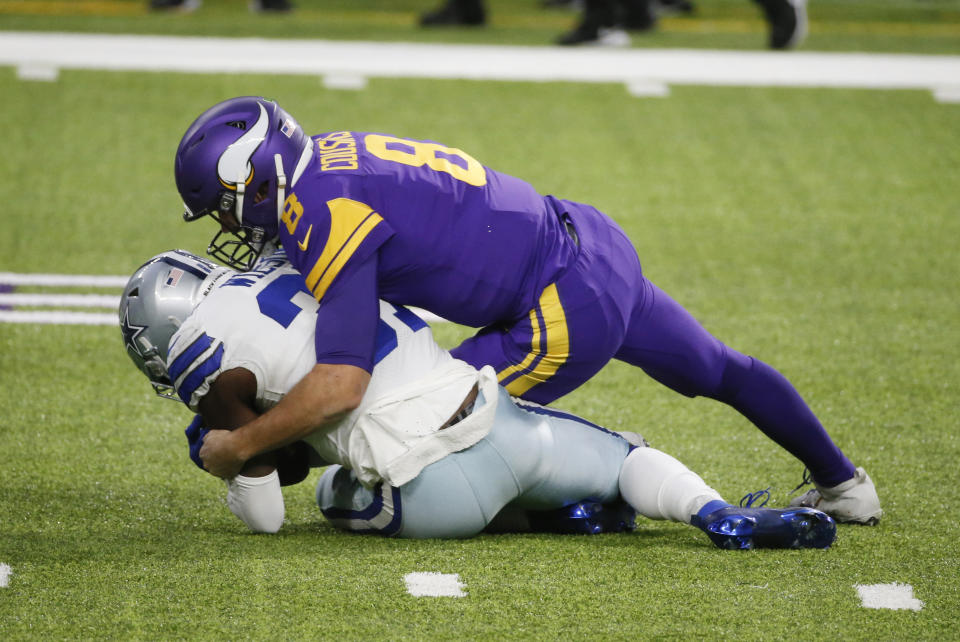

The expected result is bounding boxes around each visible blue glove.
[184,414,210,471]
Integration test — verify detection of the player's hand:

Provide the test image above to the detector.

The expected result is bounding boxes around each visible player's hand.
[198,429,245,479]
[184,414,210,471]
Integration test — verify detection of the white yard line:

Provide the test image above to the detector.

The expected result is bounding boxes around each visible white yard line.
[0,310,117,325]
[0,293,120,308]
[0,272,127,287]
[1,31,959,101]
[404,572,467,598]
[0,273,446,325]
[0,563,10,588]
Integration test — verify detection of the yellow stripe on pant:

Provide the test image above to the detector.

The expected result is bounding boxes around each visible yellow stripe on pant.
[497,283,570,397]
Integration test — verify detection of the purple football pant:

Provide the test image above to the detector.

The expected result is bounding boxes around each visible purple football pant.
[451,198,855,487]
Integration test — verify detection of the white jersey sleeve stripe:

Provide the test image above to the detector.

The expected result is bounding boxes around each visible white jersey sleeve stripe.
[174,342,225,405]
[168,332,215,381]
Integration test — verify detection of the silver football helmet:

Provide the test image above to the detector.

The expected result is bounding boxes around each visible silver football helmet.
[119,250,230,399]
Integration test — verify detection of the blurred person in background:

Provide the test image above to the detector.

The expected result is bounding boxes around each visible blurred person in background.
[149,0,294,12]
[557,0,806,49]
[420,0,807,50]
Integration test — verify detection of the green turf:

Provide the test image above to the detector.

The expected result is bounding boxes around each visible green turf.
[2,13,960,640]
[1,0,959,53]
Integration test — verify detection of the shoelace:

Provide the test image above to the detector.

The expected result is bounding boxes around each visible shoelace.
[789,468,813,495]
[739,487,771,508]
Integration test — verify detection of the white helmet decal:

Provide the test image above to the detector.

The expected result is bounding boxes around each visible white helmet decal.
[217,101,269,190]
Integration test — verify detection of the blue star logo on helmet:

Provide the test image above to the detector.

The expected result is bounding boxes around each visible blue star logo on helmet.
[121,307,148,357]
[216,101,269,190]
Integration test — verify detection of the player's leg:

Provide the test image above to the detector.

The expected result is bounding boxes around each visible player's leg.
[449,283,621,405]
[619,447,836,549]
[315,465,405,536]
[503,396,630,510]
[317,386,628,538]
[316,387,550,539]
[614,277,864,491]
[449,207,641,405]
[315,437,512,538]
[506,395,836,549]
[397,387,633,537]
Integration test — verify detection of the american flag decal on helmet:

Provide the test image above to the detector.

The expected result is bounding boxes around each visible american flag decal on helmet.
[280,118,296,138]
[165,268,184,287]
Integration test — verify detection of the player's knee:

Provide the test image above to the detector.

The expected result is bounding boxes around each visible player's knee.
[713,346,755,403]
[653,342,730,399]
[315,465,348,511]
[316,466,404,536]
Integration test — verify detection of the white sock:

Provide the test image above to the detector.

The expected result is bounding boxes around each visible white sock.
[226,470,285,533]
[618,448,725,524]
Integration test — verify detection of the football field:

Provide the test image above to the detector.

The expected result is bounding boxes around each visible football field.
[2,1,959,638]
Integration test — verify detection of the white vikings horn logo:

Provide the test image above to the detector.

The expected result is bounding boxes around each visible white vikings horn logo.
[217,101,269,190]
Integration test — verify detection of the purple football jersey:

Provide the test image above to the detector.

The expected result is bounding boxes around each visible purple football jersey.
[281,131,577,328]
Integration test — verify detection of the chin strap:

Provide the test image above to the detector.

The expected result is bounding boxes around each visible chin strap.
[274,153,287,225]
[234,167,247,224]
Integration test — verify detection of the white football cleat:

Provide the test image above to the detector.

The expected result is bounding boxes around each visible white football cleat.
[789,466,882,525]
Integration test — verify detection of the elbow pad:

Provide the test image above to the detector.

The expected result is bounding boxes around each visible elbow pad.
[226,471,285,533]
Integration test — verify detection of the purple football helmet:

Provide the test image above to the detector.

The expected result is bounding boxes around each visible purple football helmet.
[175,96,313,270]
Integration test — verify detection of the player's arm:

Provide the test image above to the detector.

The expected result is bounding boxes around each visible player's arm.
[199,254,378,479]
[200,363,369,478]
[195,367,288,533]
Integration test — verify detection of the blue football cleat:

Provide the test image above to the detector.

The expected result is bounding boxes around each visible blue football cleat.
[527,500,638,535]
[692,505,836,550]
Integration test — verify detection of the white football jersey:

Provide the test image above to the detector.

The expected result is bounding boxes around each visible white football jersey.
[167,252,497,487]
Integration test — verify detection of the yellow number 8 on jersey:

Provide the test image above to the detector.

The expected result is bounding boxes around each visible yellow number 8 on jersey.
[364,134,487,187]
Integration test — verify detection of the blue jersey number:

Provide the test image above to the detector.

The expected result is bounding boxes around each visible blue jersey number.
[373,306,429,365]
[256,274,313,328]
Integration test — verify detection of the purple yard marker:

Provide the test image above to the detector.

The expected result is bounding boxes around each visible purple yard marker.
[0,283,13,311]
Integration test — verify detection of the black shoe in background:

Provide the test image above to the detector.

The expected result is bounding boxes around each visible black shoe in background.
[420,0,487,26]
[149,0,200,11]
[251,0,294,12]
[756,0,807,49]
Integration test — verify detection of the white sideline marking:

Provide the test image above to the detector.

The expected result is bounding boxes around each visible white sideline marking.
[856,583,924,611]
[0,563,11,588]
[625,79,671,97]
[0,272,127,287]
[1,32,959,98]
[404,572,466,598]
[0,293,120,308]
[17,63,59,81]
[0,273,448,325]
[0,310,117,325]
[933,86,960,103]
[323,74,369,91]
